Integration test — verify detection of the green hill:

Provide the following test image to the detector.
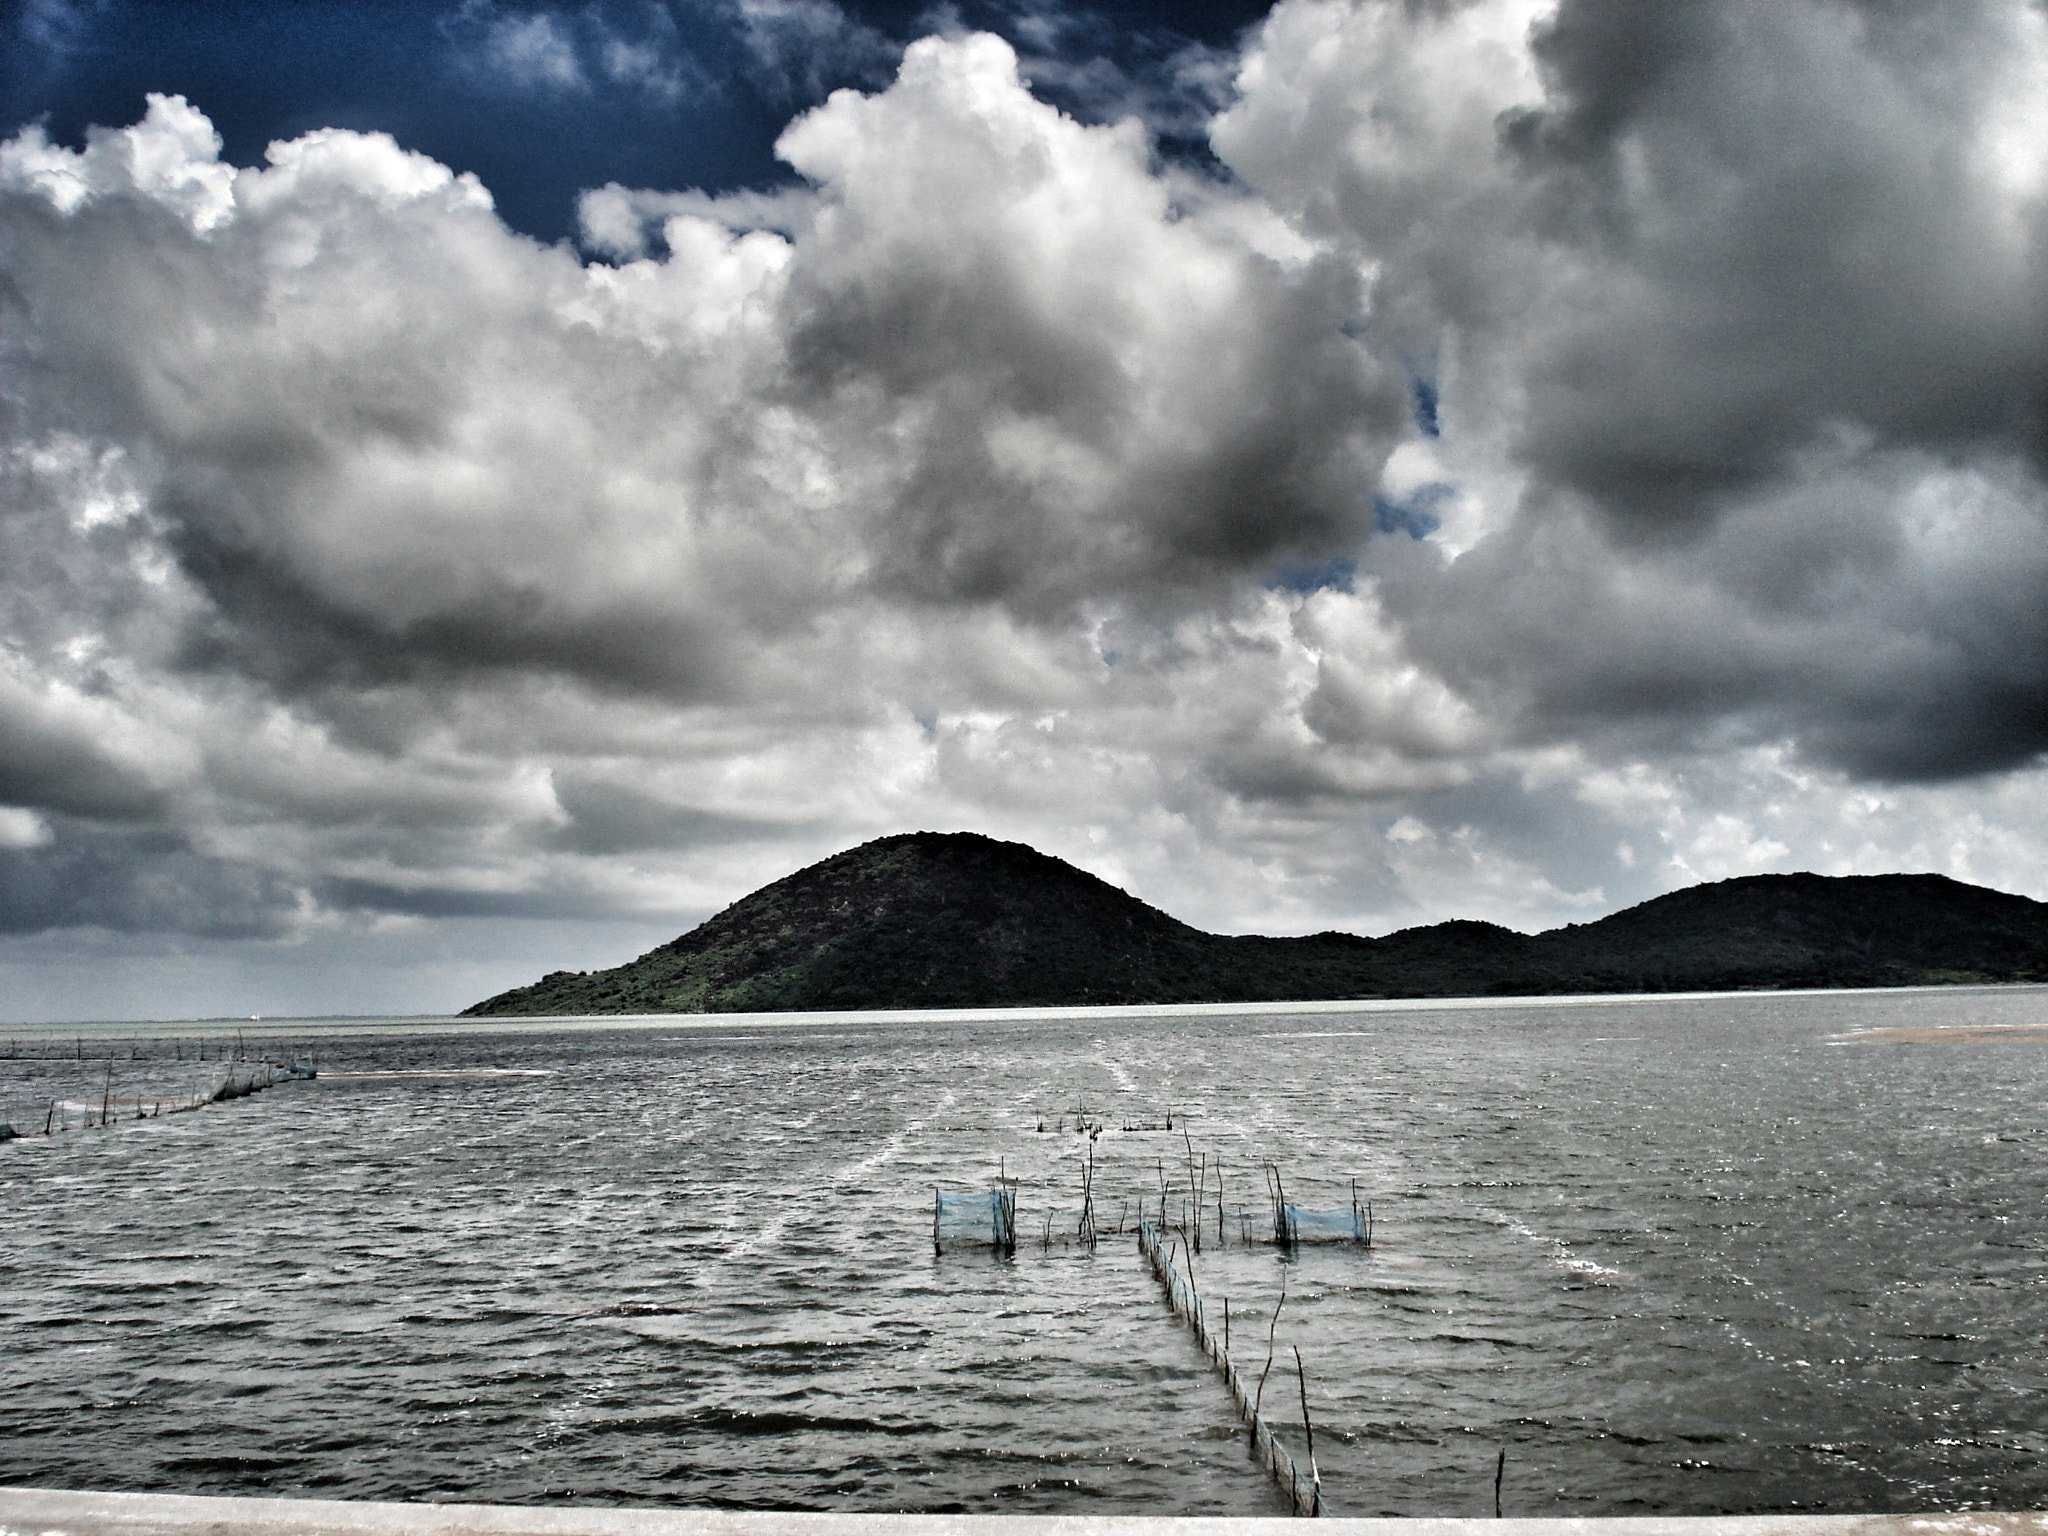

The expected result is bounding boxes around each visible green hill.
[461,832,2048,1015]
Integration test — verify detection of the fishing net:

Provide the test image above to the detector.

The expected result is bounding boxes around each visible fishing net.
[1280,1202,1367,1245]
[933,1188,1017,1254]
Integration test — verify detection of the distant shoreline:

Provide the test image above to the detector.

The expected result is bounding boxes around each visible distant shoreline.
[8,979,2046,1038]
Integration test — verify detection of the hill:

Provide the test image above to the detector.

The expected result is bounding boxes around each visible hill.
[461,832,2048,1015]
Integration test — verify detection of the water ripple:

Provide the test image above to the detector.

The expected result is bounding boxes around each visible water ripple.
[4,989,2047,1515]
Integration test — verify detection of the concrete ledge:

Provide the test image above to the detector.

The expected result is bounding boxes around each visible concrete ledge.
[4,1490,2045,1536]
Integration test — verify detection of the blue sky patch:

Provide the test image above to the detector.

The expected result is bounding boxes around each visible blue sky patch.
[1410,376,1440,438]
[1373,484,1452,540]
[1270,556,1358,594]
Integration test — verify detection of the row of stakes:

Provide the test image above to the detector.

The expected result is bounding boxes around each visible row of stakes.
[1,1033,279,1061]
[956,1121,1518,1518]
[965,1125,1375,1256]
[970,1171,1507,1523]
[0,1053,314,1140]
[1142,1219,1328,1516]
[938,1125,1386,1518]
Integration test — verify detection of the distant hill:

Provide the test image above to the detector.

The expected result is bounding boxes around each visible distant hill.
[461,832,2048,1015]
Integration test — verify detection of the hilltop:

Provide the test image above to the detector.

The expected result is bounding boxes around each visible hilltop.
[462,832,2048,1015]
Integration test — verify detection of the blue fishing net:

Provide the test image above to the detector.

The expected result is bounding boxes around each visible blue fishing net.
[933,1187,1017,1253]
[1280,1202,1367,1244]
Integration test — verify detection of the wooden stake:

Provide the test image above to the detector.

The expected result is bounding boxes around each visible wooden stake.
[1295,1346,1320,1499]
[1256,1267,1286,1415]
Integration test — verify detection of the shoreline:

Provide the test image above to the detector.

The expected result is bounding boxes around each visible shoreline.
[6,980,2047,1040]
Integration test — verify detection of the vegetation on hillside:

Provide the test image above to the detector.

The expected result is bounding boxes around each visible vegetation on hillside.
[462,833,2048,1015]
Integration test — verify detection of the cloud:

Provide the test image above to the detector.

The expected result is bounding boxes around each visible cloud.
[14,0,103,65]
[0,50,1418,974]
[3,48,1404,692]
[980,2,1246,144]
[0,823,303,938]
[468,8,590,91]
[0,808,53,849]
[444,2,710,104]
[7,5,2048,1017]
[1217,0,2048,780]
[730,0,900,102]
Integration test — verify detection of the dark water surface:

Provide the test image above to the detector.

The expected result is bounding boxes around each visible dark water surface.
[3,989,2046,1516]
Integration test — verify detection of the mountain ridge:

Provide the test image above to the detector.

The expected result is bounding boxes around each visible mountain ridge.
[462,832,2048,1015]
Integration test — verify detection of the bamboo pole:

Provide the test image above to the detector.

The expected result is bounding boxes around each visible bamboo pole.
[1295,1346,1321,1504]
[1257,1266,1286,1416]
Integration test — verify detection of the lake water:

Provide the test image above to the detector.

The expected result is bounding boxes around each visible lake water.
[3,988,2046,1517]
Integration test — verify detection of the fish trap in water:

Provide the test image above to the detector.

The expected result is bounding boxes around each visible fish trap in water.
[1278,1203,1371,1246]
[1266,1167,1373,1247]
[933,1186,1018,1256]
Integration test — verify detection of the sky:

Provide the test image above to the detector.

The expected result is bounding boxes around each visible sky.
[4,0,2048,1022]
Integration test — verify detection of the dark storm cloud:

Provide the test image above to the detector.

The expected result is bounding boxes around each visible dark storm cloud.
[1376,468,2048,781]
[1499,0,2048,527]
[781,201,1398,611]
[0,820,674,938]
[315,874,633,921]
[0,707,168,822]
[1488,0,2048,773]
[545,779,805,855]
[769,30,1408,610]
[0,824,299,937]
[1220,0,2048,781]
